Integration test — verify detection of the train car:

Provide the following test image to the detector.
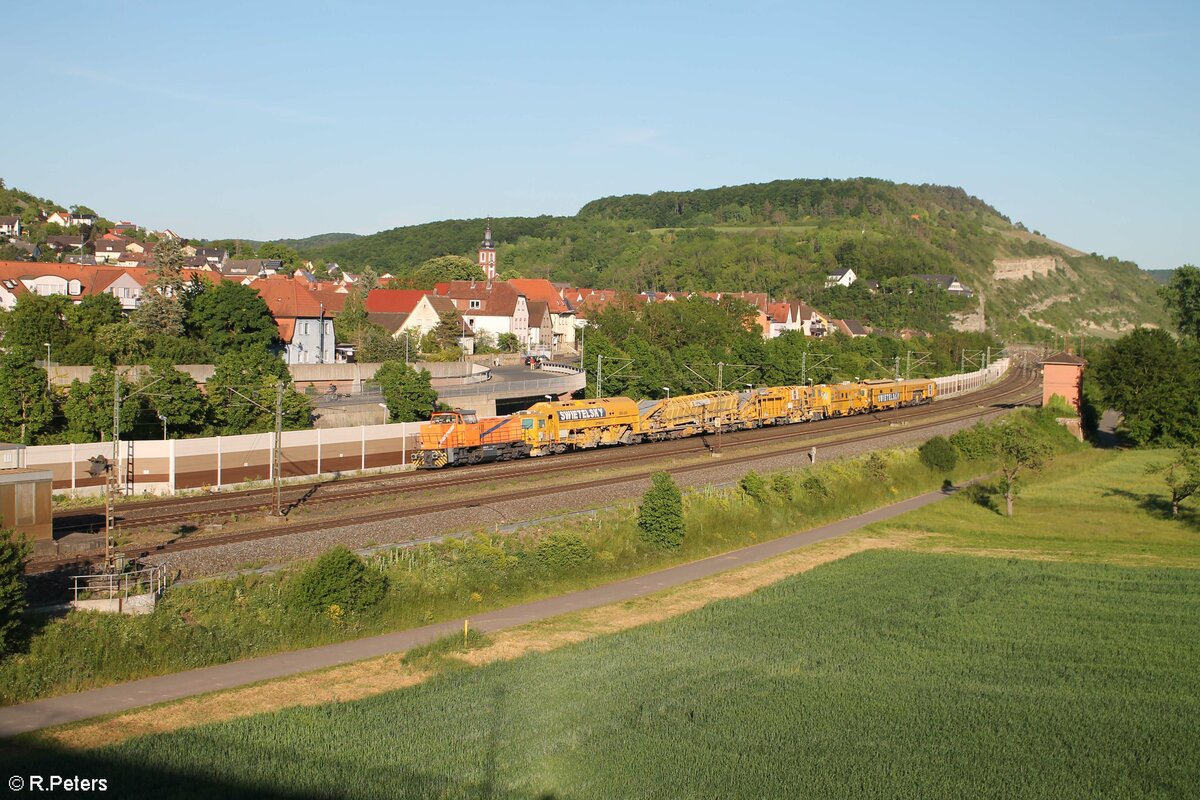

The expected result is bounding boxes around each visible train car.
[640,391,740,440]
[416,409,527,468]
[862,378,937,411]
[824,382,870,417]
[517,397,643,457]
[736,385,818,427]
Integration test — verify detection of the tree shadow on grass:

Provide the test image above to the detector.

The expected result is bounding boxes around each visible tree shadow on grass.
[1102,487,1200,530]
[964,483,1004,516]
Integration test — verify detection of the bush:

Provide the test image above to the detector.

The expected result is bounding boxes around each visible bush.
[536,531,592,573]
[919,436,959,473]
[770,474,794,502]
[864,453,889,482]
[638,472,685,549]
[950,423,997,462]
[801,473,829,500]
[739,471,770,504]
[0,528,29,657]
[289,546,387,613]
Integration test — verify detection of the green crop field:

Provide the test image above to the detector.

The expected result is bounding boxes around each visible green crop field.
[11,549,1199,799]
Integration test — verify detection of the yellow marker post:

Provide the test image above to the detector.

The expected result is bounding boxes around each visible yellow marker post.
[464,619,469,647]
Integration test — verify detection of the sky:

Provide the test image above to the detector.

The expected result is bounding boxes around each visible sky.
[4,0,1197,270]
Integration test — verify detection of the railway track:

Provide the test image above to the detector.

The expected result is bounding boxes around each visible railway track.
[31,370,1039,574]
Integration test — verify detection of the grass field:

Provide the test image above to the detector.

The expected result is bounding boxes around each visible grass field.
[9,548,1199,799]
[880,448,1200,567]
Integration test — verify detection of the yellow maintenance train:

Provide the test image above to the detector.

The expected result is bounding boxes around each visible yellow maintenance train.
[416,377,935,469]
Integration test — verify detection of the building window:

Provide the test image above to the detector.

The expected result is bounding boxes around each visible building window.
[469,300,481,309]
[301,322,309,335]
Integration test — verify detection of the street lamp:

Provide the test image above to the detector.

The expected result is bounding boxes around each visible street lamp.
[43,342,51,398]
[662,387,671,399]
[157,413,167,441]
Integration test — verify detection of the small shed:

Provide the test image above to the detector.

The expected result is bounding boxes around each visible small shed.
[1041,351,1087,413]
[0,467,54,545]
[0,443,26,470]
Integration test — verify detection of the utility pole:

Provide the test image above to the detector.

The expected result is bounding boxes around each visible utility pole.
[801,351,806,385]
[318,303,326,364]
[894,355,901,381]
[716,362,724,454]
[596,354,602,399]
[273,381,283,517]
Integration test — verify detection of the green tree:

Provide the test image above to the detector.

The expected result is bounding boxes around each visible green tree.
[257,242,301,269]
[288,545,386,613]
[638,472,685,548]
[1160,265,1200,340]
[496,332,520,353]
[61,293,123,364]
[62,362,141,443]
[0,348,53,443]
[0,528,29,657]
[1092,329,1200,446]
[995,421,1054,517]
[426,311,466,351]
[739,470,769,503]
[1148,448,1200,518]
[187,281,279,355]
[374,360,438,422]
[131,237,186,338]
[411,255,484,285]
[206,349,310,434]
[918,436,958,473]
[333,289,370,345]
[4,294,71,354]
[139,361,208,437]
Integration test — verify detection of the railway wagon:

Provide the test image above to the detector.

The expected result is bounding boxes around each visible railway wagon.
[736,385,818,427]
[517,397,643,457]
[862,378,937,411]
[417,409,527,468]
[640,391,741,440]
[823,382,870,417]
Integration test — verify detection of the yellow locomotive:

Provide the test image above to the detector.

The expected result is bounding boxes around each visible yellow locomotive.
[416,377,936,468]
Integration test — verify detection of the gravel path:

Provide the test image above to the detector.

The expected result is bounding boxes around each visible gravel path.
[149,406,1015,579]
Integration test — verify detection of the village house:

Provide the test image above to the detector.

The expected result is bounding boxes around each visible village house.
[912,274,974,298]
[253,276,337,365]
[508,278,576,352]
[433,280,530,350]
[825,267,857,288]
[0,216,21,239]
[93,239,130,264]
[0,261,149,311]
[831,319,869,338]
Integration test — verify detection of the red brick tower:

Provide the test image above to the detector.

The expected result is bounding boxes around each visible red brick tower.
[478,223,496,282]
[1041,351,1087,413]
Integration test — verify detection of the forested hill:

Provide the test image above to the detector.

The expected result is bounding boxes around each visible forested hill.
[577,178,1007,228]
[301,177,1168,340]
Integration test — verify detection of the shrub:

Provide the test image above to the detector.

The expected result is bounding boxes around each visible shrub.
[289,546,387,613]
[950,423,997,462]
[739,471,770,504]
[801,473,829,500]
[638,472,685,548]
[864,453,889,482]
[0,528,29,657]
[770,474,794,502]
[919,436,959,473]
[536,531,592,573]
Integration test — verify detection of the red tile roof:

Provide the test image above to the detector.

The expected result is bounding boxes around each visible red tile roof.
[508,278,570,314]
[365,288,429,314]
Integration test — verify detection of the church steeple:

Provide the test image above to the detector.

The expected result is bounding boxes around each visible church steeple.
[478,220,496,281]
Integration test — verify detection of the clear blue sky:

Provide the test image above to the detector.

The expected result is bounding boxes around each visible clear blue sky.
[6,0,1197,270]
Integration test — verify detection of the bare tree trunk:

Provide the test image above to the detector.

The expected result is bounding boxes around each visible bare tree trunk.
[1006,491,1013,517]
[1172,497,1180,517]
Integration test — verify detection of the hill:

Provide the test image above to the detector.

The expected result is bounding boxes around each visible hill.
[308,178,1168,340]
[1144,268,1176,284]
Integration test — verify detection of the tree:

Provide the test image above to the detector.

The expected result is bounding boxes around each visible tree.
[0,348,53,444]
[919,436,958,473]
[0,528,29,657]
[427,311,466,352]
[374,361,438,422]
[995,421,1054,517]
[4,294,71,354]
[206,349,309,434]
[62,293,123,364]
[1161,265,1200,340]
[139,361,208,437]
[62,361,140,443]
[411,255,484,286]
[638,472,684,548]
[187,281,279,355]
[496,332,520,353]
[131,238,186,338]
[1148,449,1200,518]
[1092,328,1200,446]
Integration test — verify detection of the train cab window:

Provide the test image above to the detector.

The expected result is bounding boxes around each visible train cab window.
[462,413,478,424]
[521,418,534,429]
[538,419,545,428]
[431,413,459,424]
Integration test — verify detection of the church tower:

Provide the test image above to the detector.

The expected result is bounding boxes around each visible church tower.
[478,222,496,282]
